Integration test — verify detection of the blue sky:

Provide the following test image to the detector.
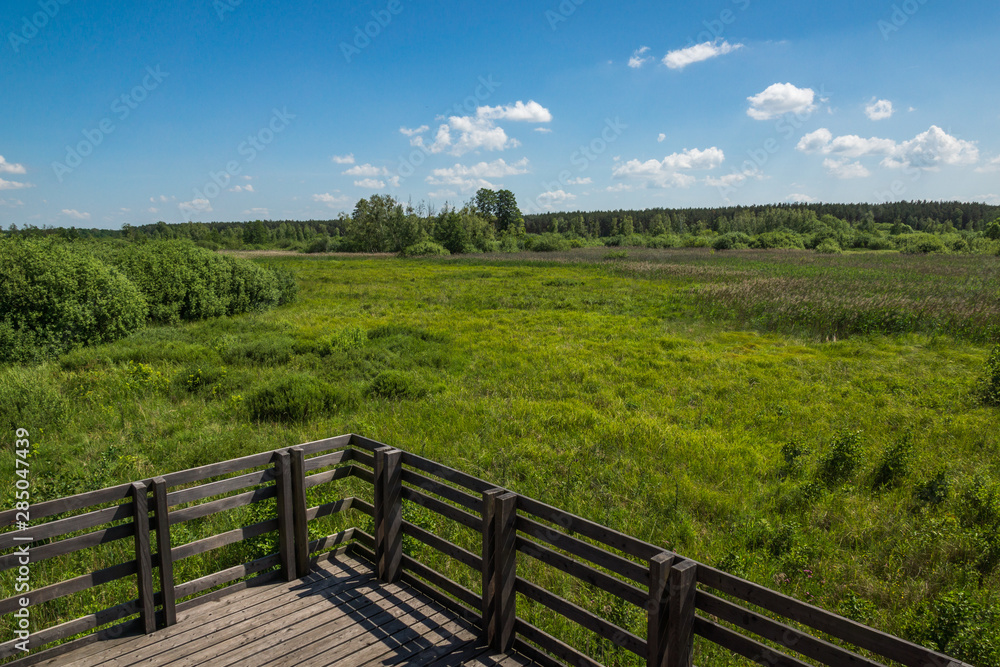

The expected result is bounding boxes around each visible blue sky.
[2,0,998,228]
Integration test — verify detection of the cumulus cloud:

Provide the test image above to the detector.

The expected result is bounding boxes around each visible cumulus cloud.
[178,199,212,213]
[0,156,26,174]
[976,156,1000,173]
[354,178,386,189]
[399,126,429,137]
[331,154,355,164]
[799,125,979,171]
[243,208,270,217]
[343,163,388,177]
[747,83,817,120]
[663,40,743,70]
[534,127,553,134]
[786,193,818,203]
[61,209,91,220]
[536,190,576,207]
[823,158,871,179]
[612,147,725,188]
[704,168,763,190]
[657,133,666,143]
[0,178,32,190]
[229,184,254,193]
[408,101,550,157]
[865,99,894,121]
[566,177,591,185]
[312,192,350,208]
[628,46,652,69]
[0,198,25,207]
[477,101,553,123]
[426,157,530,193]
[148,207,159,213]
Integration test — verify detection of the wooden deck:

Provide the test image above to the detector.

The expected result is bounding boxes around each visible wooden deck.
[27,555,538,667]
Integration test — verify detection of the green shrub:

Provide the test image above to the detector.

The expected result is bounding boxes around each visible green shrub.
[713,232,752,251]
[400,241,449,257]
[750,230,805,250]
[246,375,351,422]
[914,469,950,506]
[218,335,295,366]
[0,238,148,362]
[529,233,571,252]
[897,233,947,254]
[903,590,999,665]
[979,345,1000,406]
[779,439,809,477]
[367,370,427,399]
[174,364,228,398]
[960,475,1000,528]
[816,238,843,254]
[645,234,680,249]
[99,240,286,323]
[817,430,864,486]
[871,432,914,491]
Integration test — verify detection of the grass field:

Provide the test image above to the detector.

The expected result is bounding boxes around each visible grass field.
[2,248,999,664]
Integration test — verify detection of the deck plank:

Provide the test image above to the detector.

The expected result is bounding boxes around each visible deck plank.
[16,554,539,667]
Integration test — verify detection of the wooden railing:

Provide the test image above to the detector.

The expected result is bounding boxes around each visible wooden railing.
[0,434,970,667]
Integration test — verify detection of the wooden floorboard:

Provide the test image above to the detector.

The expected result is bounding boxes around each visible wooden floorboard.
[16,554,541,667]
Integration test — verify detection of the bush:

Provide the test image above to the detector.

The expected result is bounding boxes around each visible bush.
[817,430,864,486]
[871,432,914,490]
[914,469,951,506]
[750,230,806,250]
[400,241,449,257]
[903,591,999,665]
[217,334,295,366]
[99,241,285,323]
[0,367,67,432]
[815,238,843,254]
[897,233,947,254]
[979,345,1000,406]
[0,238,148,362]
[713,232,752,251]
[645,234,680,249]
[529,233,571,252]
[367,370,427,399]
[246,375,352,422]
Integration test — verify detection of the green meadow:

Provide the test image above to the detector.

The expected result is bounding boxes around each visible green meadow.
[3,248,999,664]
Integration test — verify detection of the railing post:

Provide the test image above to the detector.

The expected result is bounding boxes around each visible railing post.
[647,551,675,667]
[150,477,176,628]
[290,446,309,576]
[666,560,697,667]
[482,488,517,653]
[374,447,402,583]
[274,450,297,581]
[131,481,156,635]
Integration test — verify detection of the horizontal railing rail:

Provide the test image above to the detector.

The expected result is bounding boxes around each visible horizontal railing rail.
[0,434,970,667]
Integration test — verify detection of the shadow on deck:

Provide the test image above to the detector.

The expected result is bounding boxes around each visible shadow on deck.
[26,555,536,667]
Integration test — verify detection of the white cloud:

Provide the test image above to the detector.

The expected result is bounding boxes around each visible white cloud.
[0,156,26,174]
[243,208,270,217]
[477,100,553,123]
[312,193,350,208]
[229,184,255,193]
[606,183,640,193]
[0,178,31,190]
[148,207,158,213]
[536,190,577,207]
[657,133,666,143]
[61,209,91,220]
[976,156,1000,173]
[0,198,25,207]
[399,126,429,137]
[534,127,553,134]
[976,194,999,205]
[343,163,388,177]
[566,177,591,185]
[884,126,979,169]
[628,46,652,69]
[426,189,459,200]
[823,158,871,179]
[865,99,894,121]
[798,125,976,172]
[747,83,817,120]
[179,199,212,213]
[331,153,355,164]
[704,168,763,189]
[355,178,386,189]
[613,147,725,188]
[426,157,530,193]
[663,40,743,70]
[786,193,818,203]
